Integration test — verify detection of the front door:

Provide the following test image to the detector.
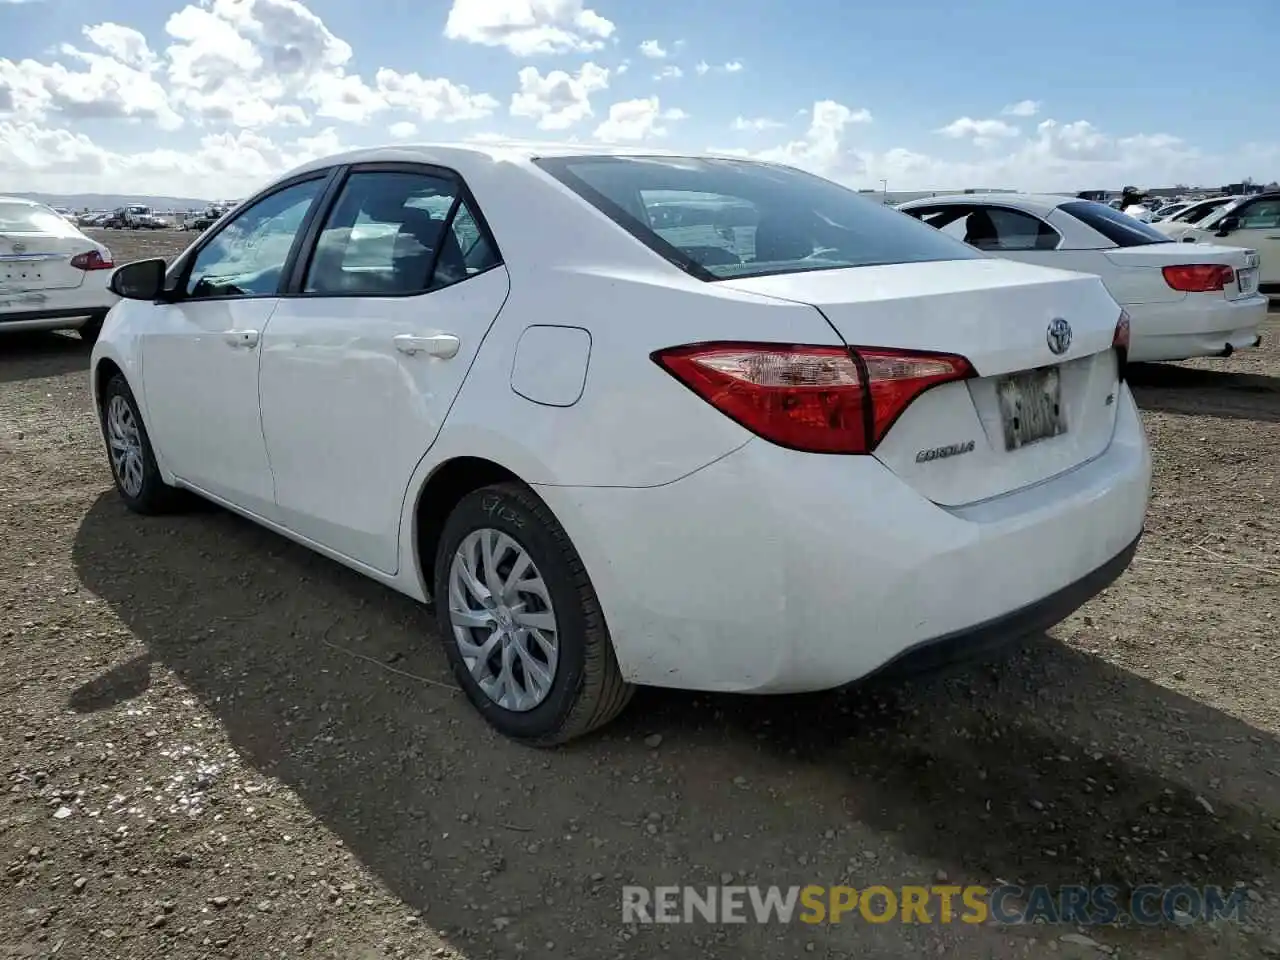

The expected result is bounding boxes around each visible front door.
[141,175,330,517]
[1191,196,1280,287]
[258,165,510,573]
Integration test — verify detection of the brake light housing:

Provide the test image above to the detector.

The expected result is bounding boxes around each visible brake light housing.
[651,342,975,455]
[1162,263,1233,293]
[71,249,113,271]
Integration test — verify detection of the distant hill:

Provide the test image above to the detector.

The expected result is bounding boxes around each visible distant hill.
[10,192,215,212]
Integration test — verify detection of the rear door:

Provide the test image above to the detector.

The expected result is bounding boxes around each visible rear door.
[258,163,510,574]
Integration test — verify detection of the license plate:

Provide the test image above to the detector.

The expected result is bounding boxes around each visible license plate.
[1238,267,1258,295]
[996,366,1067,450]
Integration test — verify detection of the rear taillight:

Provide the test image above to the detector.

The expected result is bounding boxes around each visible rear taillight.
[1113,309,1131,379]
[1162,263,1233,292]
[71,249,113,271]
[651,342,974,454]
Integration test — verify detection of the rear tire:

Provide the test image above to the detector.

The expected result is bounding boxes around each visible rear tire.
[100,373,188,515]
[433,482,634,746]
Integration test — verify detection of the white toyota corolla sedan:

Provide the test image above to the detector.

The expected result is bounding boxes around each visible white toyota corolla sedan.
[90,145,1151,744]
[898,194,1268,363]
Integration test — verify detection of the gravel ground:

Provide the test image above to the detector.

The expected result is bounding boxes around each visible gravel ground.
[1,229,1278,960]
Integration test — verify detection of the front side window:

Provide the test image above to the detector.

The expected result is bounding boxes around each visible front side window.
[185,178,326,299]
[534,155,980,281]
[1175,199,1230,224]
[1059,200,1172,247]
[303,170,500,296]
[1233,198,1280,230]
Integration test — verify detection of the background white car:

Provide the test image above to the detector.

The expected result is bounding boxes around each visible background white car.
[0,195,118,341]
[899,193,1267,362]
[90,145,1150,744]
[1151,195,1245,239]
[1169,191,1280,293]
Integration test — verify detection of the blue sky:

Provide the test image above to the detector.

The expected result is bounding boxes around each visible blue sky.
[0,0,1277,199]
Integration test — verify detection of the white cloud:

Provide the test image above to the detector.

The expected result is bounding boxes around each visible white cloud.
[0,117,349,198]
[509,61,608,130]
[594,97,688,142]
[0,1,1274,201]
[374,69,497,123]
[444,0,615,56]
[937,116,1021,148]
[638,40,667,59]
[1002,99,1041,117]
[715,99,870,174]
[695,59,743,76]
[732,116,783,133]
[0,42,183,131]
[654,65,683,81]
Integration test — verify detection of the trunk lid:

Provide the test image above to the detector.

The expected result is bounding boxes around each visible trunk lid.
[719,258,1125,506]
[0,233,91,296]
[1102,242,1261,301]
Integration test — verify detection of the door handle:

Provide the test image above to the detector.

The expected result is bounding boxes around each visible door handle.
[393,333,461,359]
[223,329,259,348]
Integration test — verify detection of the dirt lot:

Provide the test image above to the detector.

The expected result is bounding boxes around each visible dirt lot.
[1,228,1278,960]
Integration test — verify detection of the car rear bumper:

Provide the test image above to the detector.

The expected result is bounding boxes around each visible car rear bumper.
[1126,292,1267,362]
[0,306,110,333]
[537,384,1151,694]
[866,530,1140,680]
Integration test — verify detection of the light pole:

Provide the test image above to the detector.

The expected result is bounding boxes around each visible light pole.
[880,179,889,204]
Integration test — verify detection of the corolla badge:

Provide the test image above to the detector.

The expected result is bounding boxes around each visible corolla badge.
[1046,317,1072,356]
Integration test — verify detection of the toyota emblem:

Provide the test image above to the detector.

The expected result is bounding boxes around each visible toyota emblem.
[11,241,24,254]
[1046,317,1072,356]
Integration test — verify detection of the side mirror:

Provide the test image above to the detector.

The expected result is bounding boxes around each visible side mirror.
[1214,215,1240,237]
[109,258,167,300]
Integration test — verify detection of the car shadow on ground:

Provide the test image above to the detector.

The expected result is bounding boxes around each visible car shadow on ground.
[0,331,92,385]
[70,493,1278,958]
[1128,362,1280,424]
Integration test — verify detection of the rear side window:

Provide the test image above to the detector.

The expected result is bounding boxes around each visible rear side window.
[909,205,1060,251]
[1059,200,1172,247]
[1235,198,1280,229]
[534,155,980,281]
[303,170,500,296]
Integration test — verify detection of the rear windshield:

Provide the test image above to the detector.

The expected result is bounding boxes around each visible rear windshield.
[0,201,81,237]
[533,155,981,280]
[1059,200,1172,247]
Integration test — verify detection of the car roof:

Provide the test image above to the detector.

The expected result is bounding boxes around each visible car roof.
[897,193,1076,216]
[0,195,44,206]
[280,141,741,183]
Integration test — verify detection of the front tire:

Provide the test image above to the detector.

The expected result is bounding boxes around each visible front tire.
[433,483,633,745]
[100,374,186,514]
